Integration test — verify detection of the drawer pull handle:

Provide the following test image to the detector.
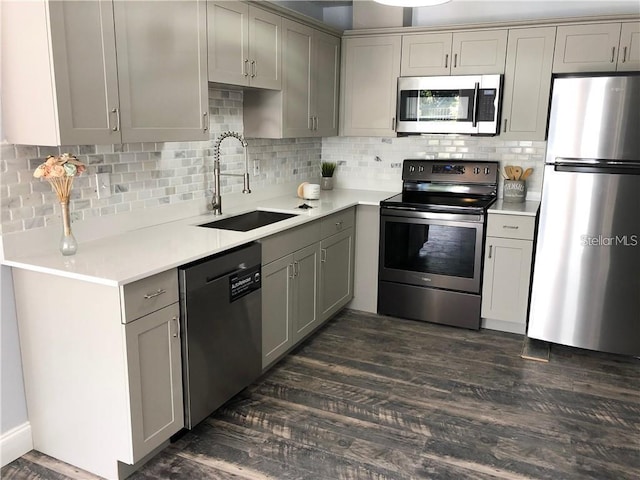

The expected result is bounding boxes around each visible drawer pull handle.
[336,221,343,230]
[143,289,166,299]
[503,225,519,230]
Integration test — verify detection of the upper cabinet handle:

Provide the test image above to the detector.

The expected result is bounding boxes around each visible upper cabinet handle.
[611,47,616,63]
[250,60,256,78]
[454,53,458,68]
[244,59,249,76]
[503,119,508,133]
[622,46,628,63]
[444,53,449,69]
[111,108,120,132]
[202,112,208,133]
[392,117,396,131]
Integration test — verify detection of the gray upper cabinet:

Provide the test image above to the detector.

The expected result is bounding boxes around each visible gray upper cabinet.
[313,30,341,137]
[113,1,209,143]
[401,30,508,76]
[243,19,340,138]
[3,1,119,146]
[2,0,208,146]
[500,27,556,141]
[340,35,401,137]
[553,22,640,73]
[618,22,640,71]
[207,2,282,89]
[282,19,315,138]
[282,19,340,138]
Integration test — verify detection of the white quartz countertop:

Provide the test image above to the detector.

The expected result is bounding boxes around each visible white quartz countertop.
[3,189,393,287]
[488,199,540,217]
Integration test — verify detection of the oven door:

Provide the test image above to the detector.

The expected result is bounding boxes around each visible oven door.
[379,208,484,293]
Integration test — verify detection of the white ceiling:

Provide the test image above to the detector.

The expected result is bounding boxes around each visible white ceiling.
[275,0,640,30]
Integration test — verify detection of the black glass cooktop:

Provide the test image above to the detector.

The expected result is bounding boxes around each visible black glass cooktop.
[381,191,496,213]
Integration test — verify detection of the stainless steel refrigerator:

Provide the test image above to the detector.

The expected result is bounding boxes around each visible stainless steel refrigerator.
[527,73,640,356]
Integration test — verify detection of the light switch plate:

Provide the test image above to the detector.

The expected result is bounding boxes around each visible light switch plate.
[96,173,112,199]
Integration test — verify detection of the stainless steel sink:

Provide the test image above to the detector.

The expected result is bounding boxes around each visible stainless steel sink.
[198,210,298,232]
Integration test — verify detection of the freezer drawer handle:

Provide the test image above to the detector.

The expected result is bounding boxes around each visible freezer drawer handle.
[143,289,166,299]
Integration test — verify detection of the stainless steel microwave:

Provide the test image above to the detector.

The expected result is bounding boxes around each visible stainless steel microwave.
[396,74,502,135]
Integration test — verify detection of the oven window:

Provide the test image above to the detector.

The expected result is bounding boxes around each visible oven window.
[399,89,474,122]
[384,221,476,278]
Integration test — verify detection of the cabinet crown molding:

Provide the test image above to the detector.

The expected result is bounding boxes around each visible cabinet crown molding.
[342,13,640,37]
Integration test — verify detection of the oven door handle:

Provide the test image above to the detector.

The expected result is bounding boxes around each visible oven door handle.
[381,206,483,223]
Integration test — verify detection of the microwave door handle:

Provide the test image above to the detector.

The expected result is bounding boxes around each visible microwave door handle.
[472,82,480,128]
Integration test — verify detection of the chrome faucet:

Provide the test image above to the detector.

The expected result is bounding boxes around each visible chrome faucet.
[209,131,251,215]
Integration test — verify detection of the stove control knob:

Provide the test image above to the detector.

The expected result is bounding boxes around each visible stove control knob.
[409,165,416,173]
[419,166,424,172]
[484,167,491,175]
[473,167,480,174]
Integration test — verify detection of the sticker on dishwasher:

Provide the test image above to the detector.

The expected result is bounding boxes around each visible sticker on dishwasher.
[229,265,261,302]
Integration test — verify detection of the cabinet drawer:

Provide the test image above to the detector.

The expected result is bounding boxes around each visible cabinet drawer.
[261,220,321,265]
[321,207,355,239]
[486,214,535,240]
[122,269,179,322]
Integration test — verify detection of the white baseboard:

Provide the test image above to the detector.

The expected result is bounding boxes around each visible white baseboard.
[1,422,33,467]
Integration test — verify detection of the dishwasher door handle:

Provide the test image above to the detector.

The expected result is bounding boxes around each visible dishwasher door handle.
[205,264,248,284]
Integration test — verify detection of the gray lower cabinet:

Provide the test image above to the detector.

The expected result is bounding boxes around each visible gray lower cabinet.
[481,213,536,334]
[320,227,355,321]
[124,303,183,463]
[261,207,356,370]
[261,243,320,369]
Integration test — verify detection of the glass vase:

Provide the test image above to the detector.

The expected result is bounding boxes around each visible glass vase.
[59,200,78,256]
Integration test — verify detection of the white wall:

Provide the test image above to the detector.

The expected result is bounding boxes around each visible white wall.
[412,0,640,27]
[1,264,31,465]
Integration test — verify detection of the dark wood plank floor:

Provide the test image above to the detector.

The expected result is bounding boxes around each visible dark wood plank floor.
[3,310,640,480]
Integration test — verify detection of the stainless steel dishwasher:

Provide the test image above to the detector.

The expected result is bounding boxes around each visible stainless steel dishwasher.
[178,242,262,429]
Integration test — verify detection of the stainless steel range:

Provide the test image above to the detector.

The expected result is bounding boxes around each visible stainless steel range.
[378,160,499,329]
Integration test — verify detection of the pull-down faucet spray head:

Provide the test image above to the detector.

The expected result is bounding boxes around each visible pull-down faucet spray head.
[209,131,251,215]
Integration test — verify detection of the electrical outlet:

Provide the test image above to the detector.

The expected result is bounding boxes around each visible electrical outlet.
[253,160,260,176]
[96,173,112,199]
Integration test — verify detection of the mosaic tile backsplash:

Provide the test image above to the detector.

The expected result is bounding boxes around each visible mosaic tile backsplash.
[322,135,546,193]
[1,85,546,236]
[0,87,321,235]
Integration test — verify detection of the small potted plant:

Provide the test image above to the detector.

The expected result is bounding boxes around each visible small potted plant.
[321,161,336,190]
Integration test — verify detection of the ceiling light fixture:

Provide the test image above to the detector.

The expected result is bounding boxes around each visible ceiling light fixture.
[373,0,452,7]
